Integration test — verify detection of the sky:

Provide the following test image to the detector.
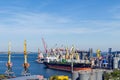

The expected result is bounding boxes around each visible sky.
[0,0,120,52]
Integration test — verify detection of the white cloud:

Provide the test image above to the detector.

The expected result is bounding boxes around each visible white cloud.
[108,5,120,19]
[0,9,120,36]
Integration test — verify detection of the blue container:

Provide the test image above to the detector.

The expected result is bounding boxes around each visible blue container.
[108,48,112,54]
[102,59,107,64]
[107,55,113,69]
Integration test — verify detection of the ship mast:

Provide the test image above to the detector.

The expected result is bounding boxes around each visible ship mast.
[22,40,30,76]
[38,48,40,58]
[71,46,74,80]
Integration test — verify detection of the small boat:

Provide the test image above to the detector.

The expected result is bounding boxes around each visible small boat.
[36,48,44,63]
[36,58,44,63]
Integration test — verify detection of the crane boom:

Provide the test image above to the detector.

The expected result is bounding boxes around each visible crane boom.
[24,40,27,63]
[42,38,47,53]
[8,42,11,63]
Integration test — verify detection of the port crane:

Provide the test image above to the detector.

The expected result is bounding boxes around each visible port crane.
[22,40,31,76]
[42,38,48,53]
[5,42,15,78]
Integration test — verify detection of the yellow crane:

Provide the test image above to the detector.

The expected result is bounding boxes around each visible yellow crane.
[65,47,69,59]
[22,40,30,76]
[96,49,101,59]
[5,42,15,77]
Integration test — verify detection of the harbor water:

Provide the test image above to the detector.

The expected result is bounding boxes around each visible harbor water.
[0,53,71,78]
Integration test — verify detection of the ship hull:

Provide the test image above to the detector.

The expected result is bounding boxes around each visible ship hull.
[36,59,44,64]
[44,62,91,71]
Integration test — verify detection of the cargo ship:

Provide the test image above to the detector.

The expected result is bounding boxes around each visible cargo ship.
[44,46,91,71]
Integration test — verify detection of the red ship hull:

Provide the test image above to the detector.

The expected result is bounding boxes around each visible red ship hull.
[44,62,91,71]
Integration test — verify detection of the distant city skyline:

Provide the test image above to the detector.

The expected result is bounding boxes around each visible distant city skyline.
[0,0,120,52]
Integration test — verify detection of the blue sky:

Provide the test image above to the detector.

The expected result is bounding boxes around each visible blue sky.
[0,0,120,52]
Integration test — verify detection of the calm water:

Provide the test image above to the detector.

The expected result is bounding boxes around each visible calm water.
[0,53,71,78]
